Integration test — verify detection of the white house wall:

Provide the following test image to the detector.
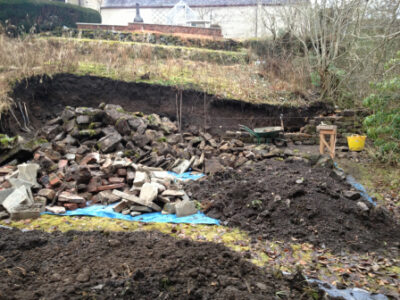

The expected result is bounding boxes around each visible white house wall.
[101,5,287,39]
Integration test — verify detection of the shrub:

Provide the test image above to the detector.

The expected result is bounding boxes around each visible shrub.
[363,52,400,164]
[0,0,101,34]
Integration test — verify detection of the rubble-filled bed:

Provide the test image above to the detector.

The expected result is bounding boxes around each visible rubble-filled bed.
[0,227,311,299]
[187,160,400,254]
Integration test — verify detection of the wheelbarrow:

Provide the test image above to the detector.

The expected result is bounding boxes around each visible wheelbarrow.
[239,115,287,146]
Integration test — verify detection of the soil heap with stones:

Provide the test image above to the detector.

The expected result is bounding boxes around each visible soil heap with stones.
[0,227,316,299]
[187,159,400,254]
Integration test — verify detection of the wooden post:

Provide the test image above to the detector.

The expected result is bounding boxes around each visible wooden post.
[317,125,337,159]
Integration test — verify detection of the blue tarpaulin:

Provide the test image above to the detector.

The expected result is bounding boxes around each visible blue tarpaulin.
[334,163,376,206]
[43,170,219,225]
[168,171,205,181]
[307,278,387,300]
[43,203,219,225]
[346,175,375,206]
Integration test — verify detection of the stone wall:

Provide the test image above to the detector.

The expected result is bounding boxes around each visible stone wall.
[227,109,369,147]
[76,22,222,38]
[100,5,288,39]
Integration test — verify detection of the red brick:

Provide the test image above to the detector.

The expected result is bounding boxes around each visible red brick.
[108,177,125,184]
[64,203,78,210]
[96,183,125,191]
[58,159,68,170]
[49,173,61,187]
[87,177,102,193]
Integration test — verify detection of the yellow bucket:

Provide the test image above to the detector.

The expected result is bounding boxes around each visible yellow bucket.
[347,135,366,151]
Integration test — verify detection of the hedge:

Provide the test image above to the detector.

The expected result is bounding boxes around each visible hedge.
[0,0,101,33]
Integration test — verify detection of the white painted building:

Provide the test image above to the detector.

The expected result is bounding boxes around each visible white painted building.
[71,0,309,39]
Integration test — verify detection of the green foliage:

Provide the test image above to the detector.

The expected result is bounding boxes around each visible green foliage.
[0,0,101,34]
[310,72,321,88]
[0,134,16,148]
[363,52,400,164]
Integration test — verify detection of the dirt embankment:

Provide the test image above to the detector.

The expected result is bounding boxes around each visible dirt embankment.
[0,228,310,300]
[187,159,400,254]
[3,74,331,136]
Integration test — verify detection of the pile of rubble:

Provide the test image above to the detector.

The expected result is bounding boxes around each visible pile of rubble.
[0,158,198,220]
[0,103,303,220]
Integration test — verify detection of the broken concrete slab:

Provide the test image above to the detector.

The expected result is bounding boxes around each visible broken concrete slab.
[172,159,191,174]
[162,202,176,214]
[46,206,66,214]
[0,188,15,205]
[9,178,35,189]
[133,171,149,187]
[34,196,47,212]
[175,199,197,217]
[97,190,121,204]
[139,182,158,204]
[113,200,129,213]
[150,171,175,181]
[161,190,185,197]
[97,133,122,153]
[112,190,161,211]
[17,163,40,188]
[2,186,34,214]
[9,207,41,220]
[58,192,85,204]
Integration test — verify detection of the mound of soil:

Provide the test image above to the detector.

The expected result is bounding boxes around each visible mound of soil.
[5,73,330,136]
[0,228,308,300]
[187,160,400,253]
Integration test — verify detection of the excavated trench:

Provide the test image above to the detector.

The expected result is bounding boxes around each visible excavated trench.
[2,73,332,136]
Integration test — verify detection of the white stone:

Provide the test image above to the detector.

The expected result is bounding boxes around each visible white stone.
[2,186,34,213]
[65,153,76,160]
[357,201,369,212]
[172,159,191,174]
[151,182,166,193]
[150,171,174,181]
[46,206,66,214]
[0,188,15,205]
[139,183,158,204]
[133,171,149,187]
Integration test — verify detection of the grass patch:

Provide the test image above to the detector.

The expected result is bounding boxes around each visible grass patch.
[0,34,311,116]
[44,37,249,65]
[337,158,400,208]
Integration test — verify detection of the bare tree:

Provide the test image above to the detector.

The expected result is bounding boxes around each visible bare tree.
[269,0,400,101]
